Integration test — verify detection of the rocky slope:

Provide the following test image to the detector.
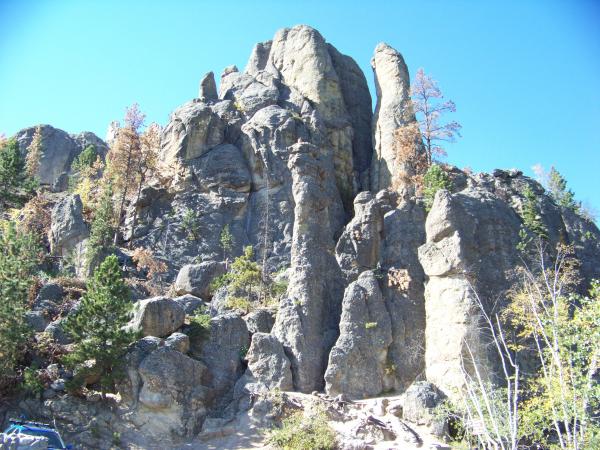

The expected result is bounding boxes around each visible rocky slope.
[3,25,600,449]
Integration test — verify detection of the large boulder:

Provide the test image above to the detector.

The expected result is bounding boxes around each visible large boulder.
[380,197,427,391]
[174,261,226,300]
[198,312,250,403]
[135,347,209,437]
[335,191,384,282]
[48,194,89,257]
[324,271,393,399]
[402,381,447,437]
[173,294,205,315]
[235,332,293,395]
[130,297,185,338]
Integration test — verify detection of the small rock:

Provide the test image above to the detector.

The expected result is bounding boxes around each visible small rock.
[173,294,206,315]
[244,308,275,334]
[164,332,190,354]
[26,310,49,332]
[50,379,65,391]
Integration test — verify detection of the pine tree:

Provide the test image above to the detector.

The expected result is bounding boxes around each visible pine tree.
[547,166,577,210]
[0,138,26,198]
[0,223,39,387]
[25,126,43,180]
[85,182,116,271]
[63,255,138,393]
[521,186,548,240]
[422,164,452,211]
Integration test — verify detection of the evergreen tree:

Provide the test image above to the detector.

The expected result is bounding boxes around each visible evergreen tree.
[521,186,548,240]
[422,164,452,211]
[0,138,26,198]
[547,166,578,210]
[63,255,138,393]
[0,223,39,386]
[71,145,98,173]
[85,182,116,270]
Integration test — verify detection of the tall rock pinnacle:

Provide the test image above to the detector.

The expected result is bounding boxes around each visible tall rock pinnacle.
[370,43,419,192]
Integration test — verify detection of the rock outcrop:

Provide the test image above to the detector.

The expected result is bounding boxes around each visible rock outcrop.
[14,125,108,189]
[9,24,600,450]
[48,194,89,257]
[370,43,419,192]
[272,142,345,392]
[325,271,393,399]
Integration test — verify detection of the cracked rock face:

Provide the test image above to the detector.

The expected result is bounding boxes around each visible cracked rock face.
[325,270,393,399]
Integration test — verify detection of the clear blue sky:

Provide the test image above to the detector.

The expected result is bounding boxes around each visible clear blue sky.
[1,0,599,212]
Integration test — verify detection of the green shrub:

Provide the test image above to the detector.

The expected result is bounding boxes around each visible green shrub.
[365,321,378,330]
[21,366,44,395]
[72,145,98,173]
[186,307,211,341]
[422,164,452,211]
[181,208,200,241]
[268,409,337,450]
[214,246,287,313]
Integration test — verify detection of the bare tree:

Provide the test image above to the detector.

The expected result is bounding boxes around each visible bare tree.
[411,68,462,165]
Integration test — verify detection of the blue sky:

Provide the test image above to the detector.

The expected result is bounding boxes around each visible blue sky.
[1,0,599,212]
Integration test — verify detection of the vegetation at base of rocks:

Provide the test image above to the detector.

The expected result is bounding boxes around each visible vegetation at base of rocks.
[69,146,104,216]
[211,246,287,313]
[268,408,337,450]
[422,164,452,211]
[0,222,40,392]
[181,208,200,241]
[21,365,45,395]
[16,193,52,247]
[63,255,139,394]
[186,307,211,341]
